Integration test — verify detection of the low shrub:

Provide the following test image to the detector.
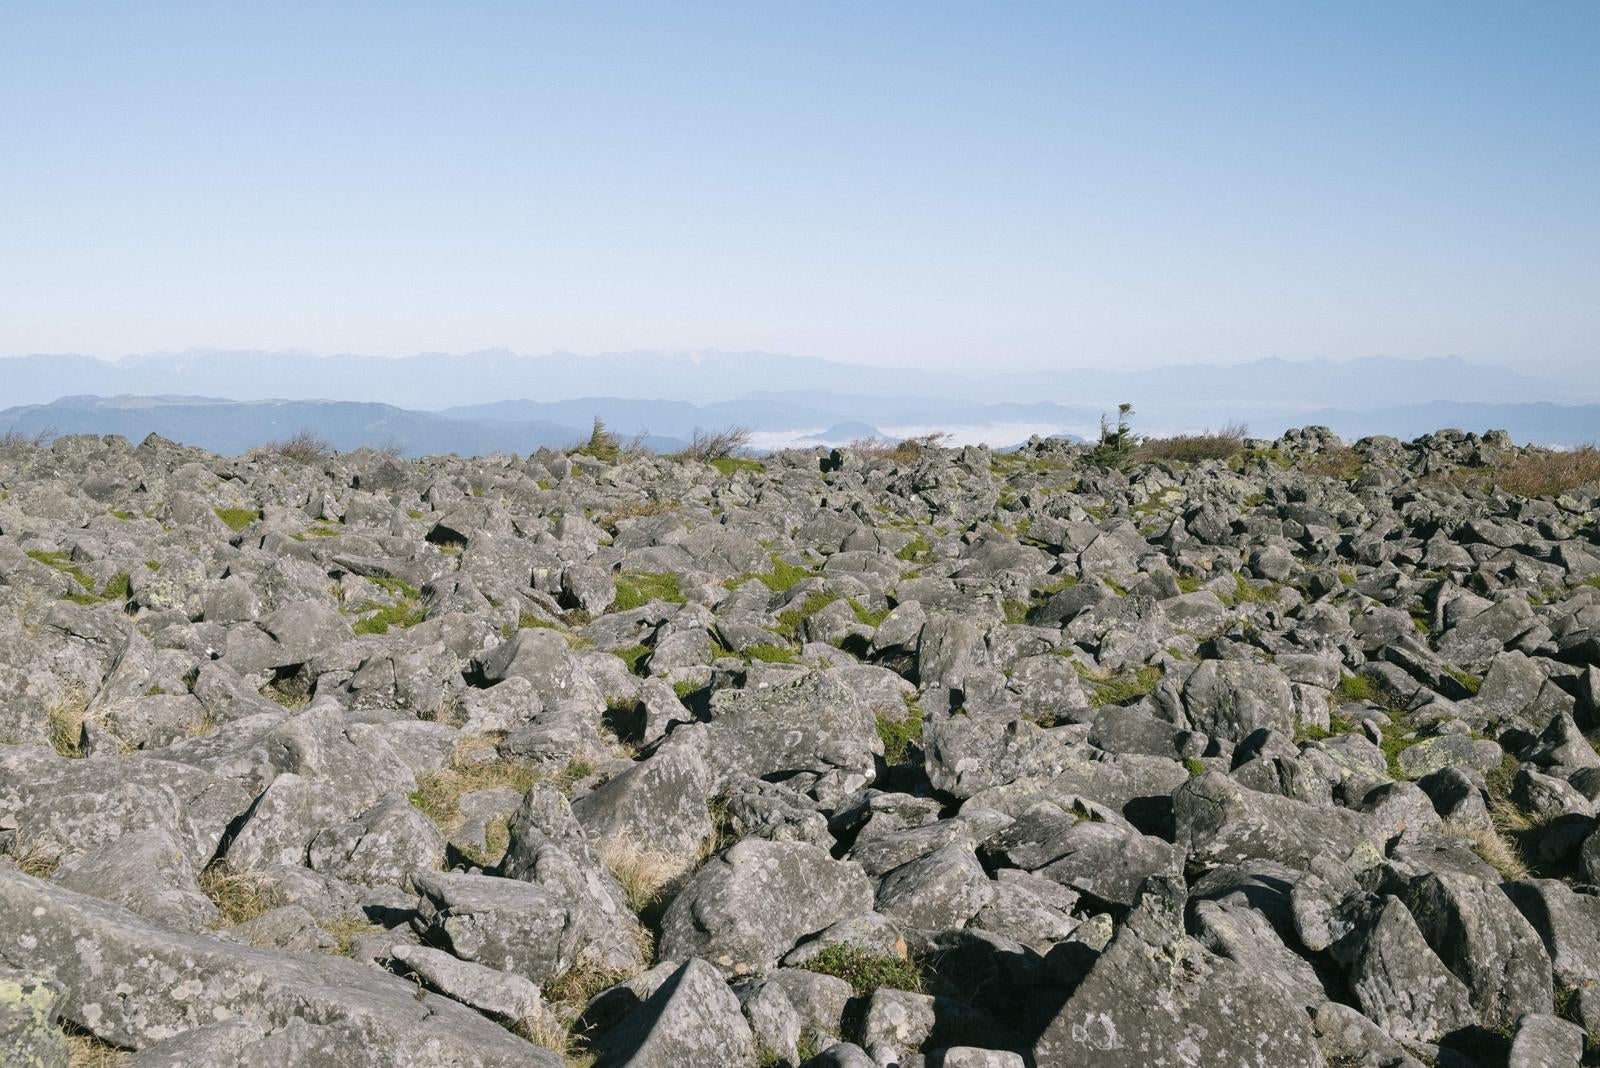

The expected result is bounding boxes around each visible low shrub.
[674,426,753,463]
[1136,422,1249,462]
[1493,445,1600,497]
[268,430,333,463]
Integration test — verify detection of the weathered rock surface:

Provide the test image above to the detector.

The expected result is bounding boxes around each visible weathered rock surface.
[0,427,1596,1063]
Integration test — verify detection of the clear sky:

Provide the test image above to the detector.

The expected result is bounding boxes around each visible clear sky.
[1,2,1596,373]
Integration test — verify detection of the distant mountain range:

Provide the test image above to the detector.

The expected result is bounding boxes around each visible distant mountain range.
[2,349,1590,413]
[0,350,1593,454]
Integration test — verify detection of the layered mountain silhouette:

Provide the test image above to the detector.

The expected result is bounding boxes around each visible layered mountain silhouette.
[0,351,1593,454]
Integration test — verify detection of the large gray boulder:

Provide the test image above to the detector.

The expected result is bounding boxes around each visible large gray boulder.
[1032,877,1324,1067]
[50,828,219,930]
[592,957,757,1067]
[1175,772,1386,872]
[0,866,556,1065]
[1326,893,1475,1043]
[1180,661,1297,742]
[1401,870,1552,1029]
[410,870,581,984]
[658,839,873,975]
[701,671,882,784]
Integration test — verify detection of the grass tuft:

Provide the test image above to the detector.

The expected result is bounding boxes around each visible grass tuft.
[408,743,548,849]
[598,837,682,914]
[709,456,764,477]
[198,864,271,928]
[1448,820,1530,882]
[895,533,931,562]
[726,553,813,593]
[742,643,798,664]
[46,691,89,756]
[614,644,652,675]
[10,837,59,879]
[1077,664,1163,707]
[876,701,924,765]
[321,915,382,955]
[64,1027,126,1068]
[213,506,258,531]
[611,571,686,611]
[774,591,840,639]
[351,599,426,635]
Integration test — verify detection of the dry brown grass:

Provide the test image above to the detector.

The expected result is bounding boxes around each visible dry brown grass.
[46,690,89,757]
[321,915,382,955]
[848,432,950,463]
[595,499,680,529]
[512,1010,597,1066]
[1136,422,1249,462]
[1492,445,1600,498]
[598,837,682,914]
[1448,819,1530,881]
[198,864,272,928]
[65,1028,125,1067]
[1301,445,1365,481]
[9,836,59,879]
[407,736,544,856]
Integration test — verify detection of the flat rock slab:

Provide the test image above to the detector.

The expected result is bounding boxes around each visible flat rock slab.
[0,866,556,1066]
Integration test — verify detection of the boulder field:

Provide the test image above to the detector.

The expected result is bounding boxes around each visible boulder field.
[1,426,1598,1067]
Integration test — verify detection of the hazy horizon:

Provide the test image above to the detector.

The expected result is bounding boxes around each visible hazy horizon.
[3,3,1597,376]
[5,347,1599,390]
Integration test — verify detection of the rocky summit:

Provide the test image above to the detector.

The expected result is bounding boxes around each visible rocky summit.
[2,426,1600,1068]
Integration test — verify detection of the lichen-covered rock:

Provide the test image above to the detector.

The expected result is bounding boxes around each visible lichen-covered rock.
[592,958,757,1067]
[410,871,580,984]
[659,839,873,975]
[1032,877,1324,1067]
[0,967,66,1068]
[0,867,557,1064]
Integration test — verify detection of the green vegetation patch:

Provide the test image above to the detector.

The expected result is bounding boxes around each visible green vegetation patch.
[1078,664,1163,707]
[800,943,923,996]
[710,456,765,477]
[1038,574,1079,596]
[615,644,652,675]
[895,533,931,562]
[727,553,814,593]
[775,591,840,639]
[214,506,258,531]
[27,550,129,605]
[352,600,426,635]
[1295,711,1357,743]
[1336,672,1408,714]
[612,571,687,611]
[1217,572,1280,607]
[876,701,925,765]
[740,643,799,665]
[1445,666,1483,696]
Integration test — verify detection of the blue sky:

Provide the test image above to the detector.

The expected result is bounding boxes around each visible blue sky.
[1,2,1595,372]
